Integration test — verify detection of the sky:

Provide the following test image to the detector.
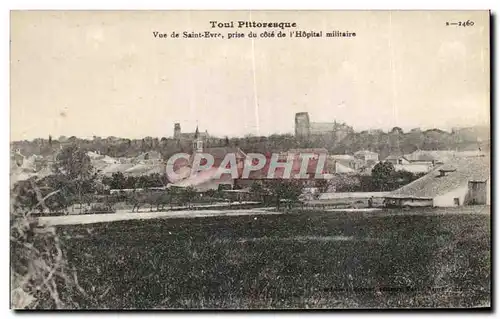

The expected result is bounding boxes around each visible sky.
[10,11,490,141]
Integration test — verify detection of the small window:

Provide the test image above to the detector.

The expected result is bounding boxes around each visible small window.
[454,198,460,206]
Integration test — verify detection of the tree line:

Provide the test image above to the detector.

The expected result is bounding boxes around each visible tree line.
[11,125,489,160]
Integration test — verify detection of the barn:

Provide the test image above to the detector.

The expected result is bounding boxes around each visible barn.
[384,155,490,207]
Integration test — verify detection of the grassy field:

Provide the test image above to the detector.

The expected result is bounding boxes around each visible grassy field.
[57,207,491,309]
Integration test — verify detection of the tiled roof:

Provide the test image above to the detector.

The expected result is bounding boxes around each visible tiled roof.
[195,147,246,160]
[404,152,440,162]
[124,163,159,176]
[405,150,488,163]
[135,151,161,161]
[171,167,233,188]
[287,148,328,154]
[330,154,356,161]
[354,150,378,156]
[385,154,408,161]
[101,163,135,176]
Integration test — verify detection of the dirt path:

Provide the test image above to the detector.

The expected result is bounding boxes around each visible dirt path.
[38,208,282,227]
[37,205,489,227]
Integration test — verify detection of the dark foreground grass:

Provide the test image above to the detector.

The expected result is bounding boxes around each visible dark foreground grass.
[57,207,491,309]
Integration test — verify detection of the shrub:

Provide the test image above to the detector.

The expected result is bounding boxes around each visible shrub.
[10,190,87,309]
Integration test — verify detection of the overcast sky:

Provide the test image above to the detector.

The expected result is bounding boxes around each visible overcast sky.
[10,11,490,141]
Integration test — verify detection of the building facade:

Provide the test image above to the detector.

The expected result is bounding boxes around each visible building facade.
[294,112,354,141]
[173,123,209,141]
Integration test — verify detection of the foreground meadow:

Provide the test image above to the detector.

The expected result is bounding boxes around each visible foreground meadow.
[57,207,490,309]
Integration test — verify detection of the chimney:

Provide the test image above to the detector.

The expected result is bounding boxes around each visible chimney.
[439,167,456,177]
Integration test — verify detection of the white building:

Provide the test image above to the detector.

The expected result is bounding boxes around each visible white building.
[385,155,490,207]
[354,150,379,163]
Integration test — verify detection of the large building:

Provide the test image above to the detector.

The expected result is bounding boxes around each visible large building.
[294,112,354,141]
[173,123,209,141]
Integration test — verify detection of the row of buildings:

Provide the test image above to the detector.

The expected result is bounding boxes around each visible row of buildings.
[11,118,490,208]
[163,130,490,207]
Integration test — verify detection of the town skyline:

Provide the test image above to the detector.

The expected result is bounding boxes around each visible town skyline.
[11,11,489,141]
[9,120,491,142]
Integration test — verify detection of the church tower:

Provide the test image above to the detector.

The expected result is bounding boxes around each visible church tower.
[192,126,203,153]
[295,112,310,139]
[174,123,181,139]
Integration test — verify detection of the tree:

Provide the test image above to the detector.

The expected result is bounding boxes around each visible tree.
[250,181,264,202]
[372,161,395,191]
[263,180,304,211]
[110,172,127,189]
[52,145,95,210]
[179,186,197,208]
[328,174,361,192]
[11,180,39,213]
[205,189,217,203]
[53,145,93,180]
[316,179,328,193]
[167,187,180,209]
[281,180,304,210]
[390,127,404,135]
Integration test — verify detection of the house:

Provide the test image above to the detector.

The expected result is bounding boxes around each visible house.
[283,148,329,171]
[88,152,119,172]
[124,162,166,177]
[286,148,328,156]
[235,152,330,189]
[333,161,356,174]
[169,166,235,192]
[134,151,162,163]
[354,150,379,163]
[404,150,488,166]
[404,150,446,165]
[170,135,332,191]
[385,155,490,207]
[192,147,247,167]
[329,154,364,171]
[384,155,410,165]
[385,154,432,174]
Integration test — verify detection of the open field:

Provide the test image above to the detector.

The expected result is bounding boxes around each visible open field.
[57,206,490,309]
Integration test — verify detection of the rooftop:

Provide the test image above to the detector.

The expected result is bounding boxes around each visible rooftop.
[287,148,329,154]
[385,154,409,161]
[387,155,490,199]
[196,147,247,160]
[354,150,379,156]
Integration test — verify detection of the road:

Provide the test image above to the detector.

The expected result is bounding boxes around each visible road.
[38,208,281,227]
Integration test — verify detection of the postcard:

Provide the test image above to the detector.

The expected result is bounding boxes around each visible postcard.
[10,10,490,309]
